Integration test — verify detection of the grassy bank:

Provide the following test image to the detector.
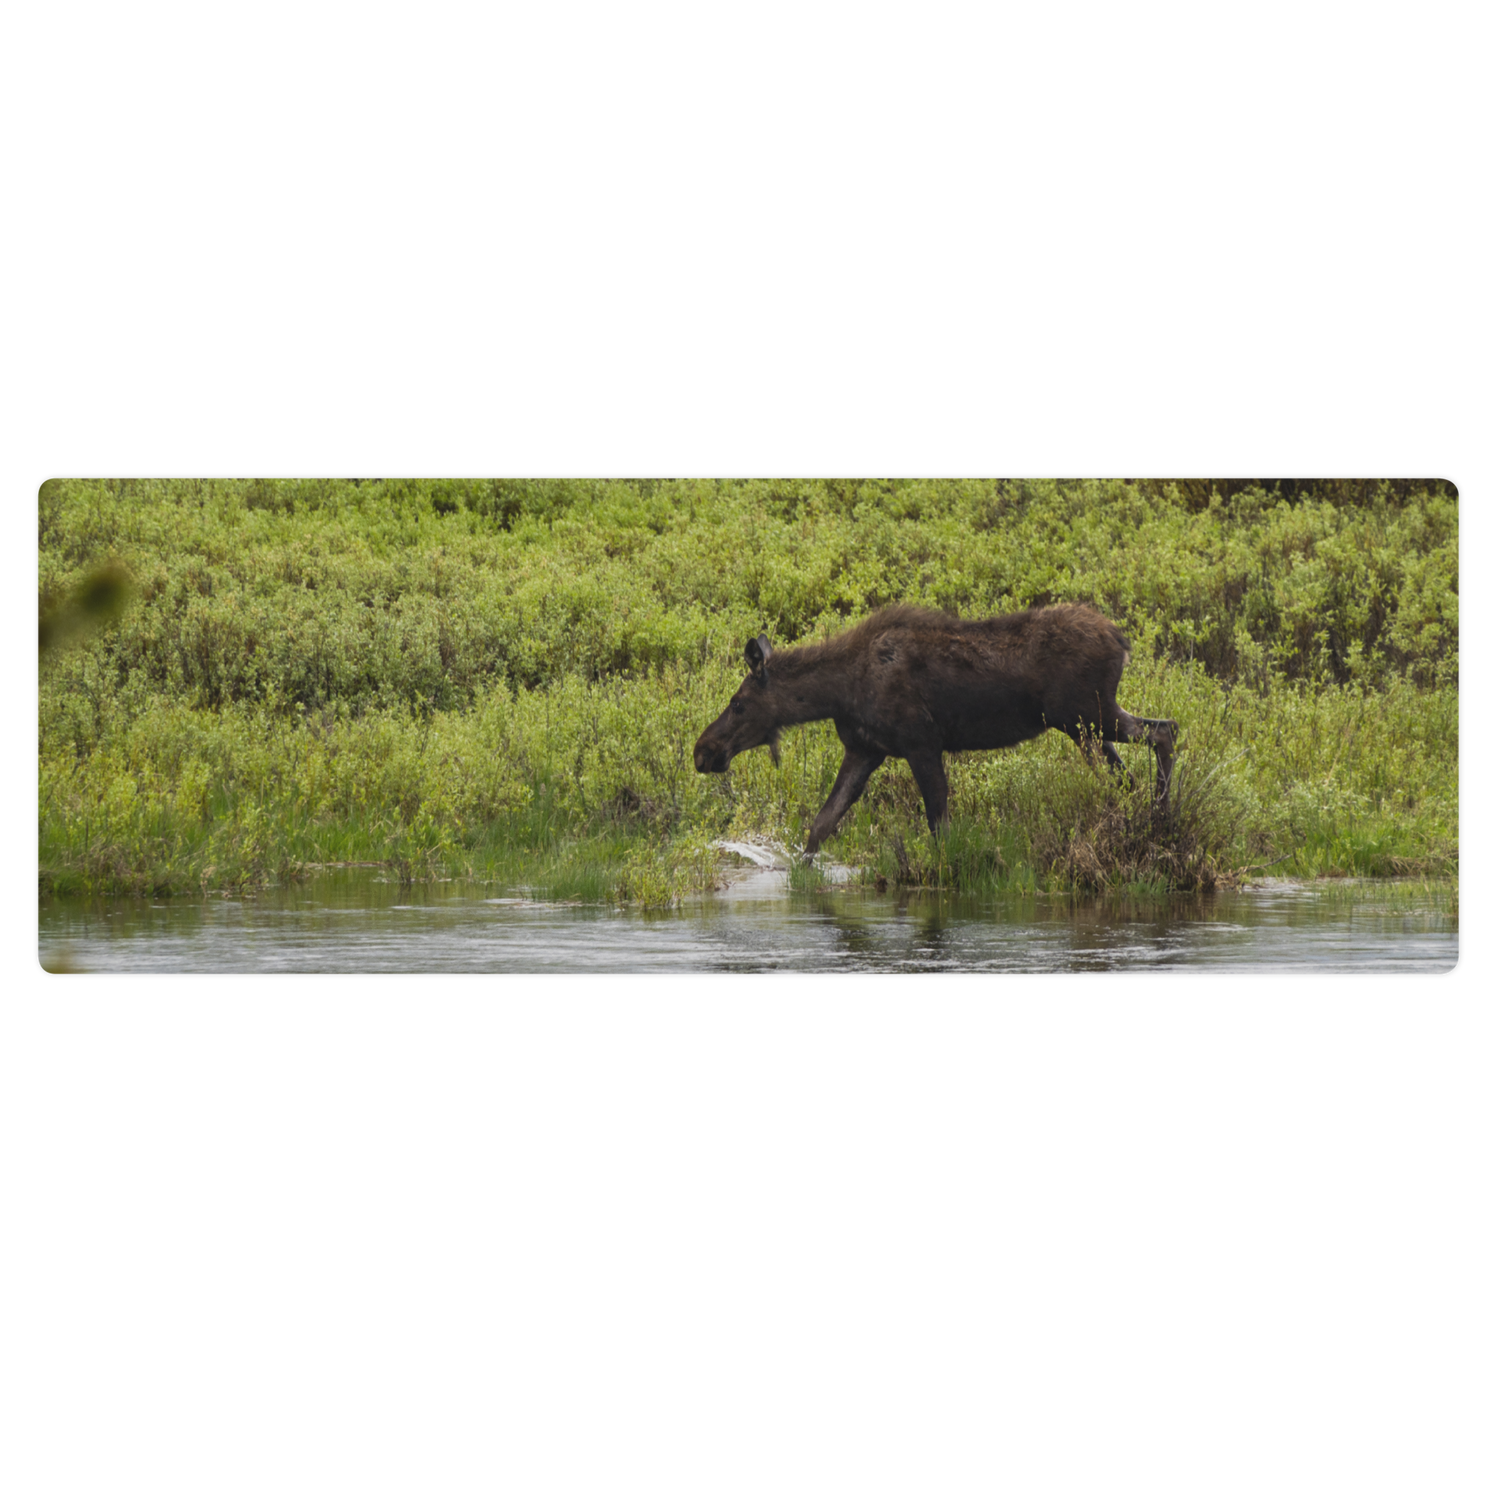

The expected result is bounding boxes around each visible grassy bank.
[39,478,1458,902]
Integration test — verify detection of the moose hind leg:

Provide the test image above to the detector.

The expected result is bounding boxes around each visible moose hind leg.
[1111,708,1178,801]
[1143,717,1178,801]
[1073,727,1136,788]
[1100,740,1136,788]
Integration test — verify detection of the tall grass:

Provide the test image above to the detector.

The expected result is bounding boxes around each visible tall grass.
[39,478,1458,900]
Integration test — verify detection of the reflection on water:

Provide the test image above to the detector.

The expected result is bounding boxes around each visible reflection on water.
[39,870,1458,974]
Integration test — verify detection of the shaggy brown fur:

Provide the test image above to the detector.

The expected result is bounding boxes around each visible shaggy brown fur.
[694,603,1178,855]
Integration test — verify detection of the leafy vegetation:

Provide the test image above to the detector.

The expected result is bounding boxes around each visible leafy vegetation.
[39,478,1457,901]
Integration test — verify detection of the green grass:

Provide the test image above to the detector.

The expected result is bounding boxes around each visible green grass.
[38,656,1454,903]
[39,478,1458,903]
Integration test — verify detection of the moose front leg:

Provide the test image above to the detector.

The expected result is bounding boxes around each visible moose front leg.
[905,748,950,836]
[805,747,885,856]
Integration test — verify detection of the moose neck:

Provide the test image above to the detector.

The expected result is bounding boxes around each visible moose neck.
[766,648,849,728]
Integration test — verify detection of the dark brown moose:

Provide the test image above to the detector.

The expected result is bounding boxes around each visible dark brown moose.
[693,603,1178,855]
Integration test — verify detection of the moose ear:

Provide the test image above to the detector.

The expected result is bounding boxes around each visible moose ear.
[744,633,773,680]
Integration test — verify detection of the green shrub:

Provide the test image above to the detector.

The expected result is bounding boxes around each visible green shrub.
[38,478,1458,897]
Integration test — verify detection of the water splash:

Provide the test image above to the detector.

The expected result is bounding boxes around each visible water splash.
[714,837,794,869]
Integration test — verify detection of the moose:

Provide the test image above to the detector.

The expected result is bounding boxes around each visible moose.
[693,603,1178,856]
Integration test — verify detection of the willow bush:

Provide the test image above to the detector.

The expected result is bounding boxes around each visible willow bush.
[39,478,1457,898]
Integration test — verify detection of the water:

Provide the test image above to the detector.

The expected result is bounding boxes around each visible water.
[39,868,1458,973]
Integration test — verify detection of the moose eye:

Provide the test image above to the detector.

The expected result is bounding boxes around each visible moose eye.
[731,699,745,715]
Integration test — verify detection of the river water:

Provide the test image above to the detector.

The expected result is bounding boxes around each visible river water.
[39,866,1457,974]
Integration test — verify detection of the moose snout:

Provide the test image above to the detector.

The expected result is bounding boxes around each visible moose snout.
[693,740,728,774]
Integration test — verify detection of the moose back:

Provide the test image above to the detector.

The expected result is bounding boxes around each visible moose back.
[693,603,1178,855]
